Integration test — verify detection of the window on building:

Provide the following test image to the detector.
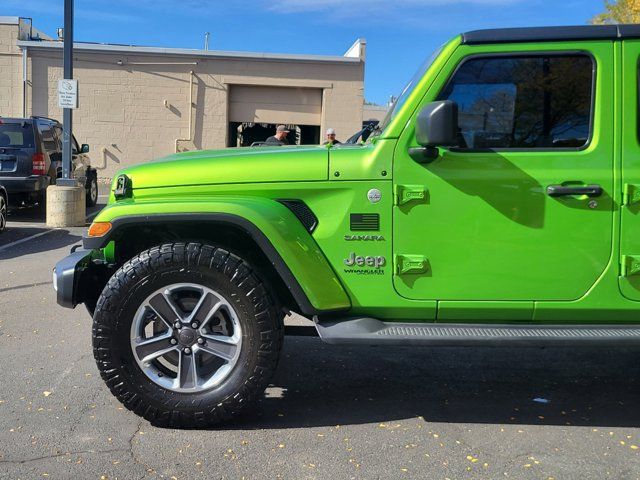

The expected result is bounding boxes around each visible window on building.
[438,54,594,149]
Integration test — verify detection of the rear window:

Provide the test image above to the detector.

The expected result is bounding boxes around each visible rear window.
[0,122,35,149]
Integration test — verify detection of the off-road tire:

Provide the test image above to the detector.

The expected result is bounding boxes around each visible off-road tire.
[92,242,284,428]
[0,193,6,232]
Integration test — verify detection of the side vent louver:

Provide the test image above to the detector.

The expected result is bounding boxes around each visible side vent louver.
[278,199,318,233]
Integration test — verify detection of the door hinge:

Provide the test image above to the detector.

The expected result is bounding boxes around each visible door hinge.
[623,183,640,206]
[394,185,427,206]
[622,255,640,277]
[395,254,429,275]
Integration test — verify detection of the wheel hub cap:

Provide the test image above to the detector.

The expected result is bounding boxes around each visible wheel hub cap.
[178,328,197,346]
[130,283,242,393]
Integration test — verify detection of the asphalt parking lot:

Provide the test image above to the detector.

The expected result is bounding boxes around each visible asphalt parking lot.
[0,191,639,479]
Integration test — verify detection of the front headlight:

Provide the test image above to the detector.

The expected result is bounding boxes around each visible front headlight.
[52,268,58,292]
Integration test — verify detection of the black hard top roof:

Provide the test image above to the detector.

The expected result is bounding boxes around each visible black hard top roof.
[462,24,640,45]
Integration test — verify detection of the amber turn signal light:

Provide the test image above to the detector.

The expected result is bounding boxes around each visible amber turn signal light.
[88,222,112,237]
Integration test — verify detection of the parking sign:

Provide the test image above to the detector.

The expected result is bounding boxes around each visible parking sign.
[58,79,78,109]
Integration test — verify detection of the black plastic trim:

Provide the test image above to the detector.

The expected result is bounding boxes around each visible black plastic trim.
[277,199,318,233]
[546,184,603,197]
[113,174,131,200]
[461,24,640,45]
[314,317,640,347]
[82,213,348,316]
[53,248,92,308]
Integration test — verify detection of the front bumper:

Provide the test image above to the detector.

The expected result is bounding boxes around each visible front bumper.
[53,248,93,308]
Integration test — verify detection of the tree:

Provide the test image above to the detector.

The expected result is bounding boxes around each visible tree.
[591,0,640,24]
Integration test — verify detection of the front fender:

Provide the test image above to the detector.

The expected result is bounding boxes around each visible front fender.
[84,197,351,314]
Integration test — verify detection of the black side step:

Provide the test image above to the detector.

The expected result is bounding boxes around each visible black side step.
[313,317,640,347]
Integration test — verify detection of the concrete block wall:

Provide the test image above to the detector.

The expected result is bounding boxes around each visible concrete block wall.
[29,50,196,177]
[0,22,25,117]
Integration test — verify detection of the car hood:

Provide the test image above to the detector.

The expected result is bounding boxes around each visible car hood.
[117,145,330,190]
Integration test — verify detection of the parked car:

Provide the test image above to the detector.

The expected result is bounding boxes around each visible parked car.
[54,24,640,428]
[0,185,6,233]
[0,116,98,208]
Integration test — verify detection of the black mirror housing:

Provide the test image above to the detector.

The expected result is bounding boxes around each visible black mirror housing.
[415,100,458,147]
[81,144,90,153]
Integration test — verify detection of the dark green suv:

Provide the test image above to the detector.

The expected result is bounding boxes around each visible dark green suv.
[0,116,98,207]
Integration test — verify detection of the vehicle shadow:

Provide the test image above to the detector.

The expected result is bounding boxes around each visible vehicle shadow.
[0,228,82,260]
[228,337,640,430]
[6,204,47,223]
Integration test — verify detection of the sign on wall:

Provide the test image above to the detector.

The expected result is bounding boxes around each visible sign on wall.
[57,79,78,109]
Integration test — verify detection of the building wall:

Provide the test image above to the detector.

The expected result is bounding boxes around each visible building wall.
[363,104,389,123]
[0,20,24,118]
[0,21,364,180]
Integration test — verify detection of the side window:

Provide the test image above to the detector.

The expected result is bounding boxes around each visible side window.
[438,54,594,149]
[52,126,64,151]
[53,127,80,153]
[37,122,58,152]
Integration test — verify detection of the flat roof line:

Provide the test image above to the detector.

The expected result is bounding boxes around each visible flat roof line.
[16,40,363,64]
[0,16,20,25]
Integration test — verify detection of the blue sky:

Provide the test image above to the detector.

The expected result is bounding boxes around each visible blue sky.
[3,0,607,104]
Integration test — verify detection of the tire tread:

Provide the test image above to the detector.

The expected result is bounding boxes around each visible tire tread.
[92,242,283,428]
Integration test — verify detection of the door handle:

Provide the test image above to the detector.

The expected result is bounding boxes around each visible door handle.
[546,184,603,198]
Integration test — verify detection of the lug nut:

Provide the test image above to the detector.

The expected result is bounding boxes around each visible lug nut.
[174,321,181,329]
[191,321,199,329]
[183,347,191,355]
[170,338,177,345]
[197,337,205,345]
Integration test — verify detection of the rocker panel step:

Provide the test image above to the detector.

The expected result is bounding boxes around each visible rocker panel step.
[313,317,640,347]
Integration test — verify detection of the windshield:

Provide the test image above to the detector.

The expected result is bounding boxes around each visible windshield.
[371,46,444,139]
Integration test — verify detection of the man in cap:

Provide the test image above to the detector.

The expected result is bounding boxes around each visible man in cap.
[265,125,290,146]
[323,128,341,146]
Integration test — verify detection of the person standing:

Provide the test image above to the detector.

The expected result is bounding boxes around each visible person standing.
[323,128,341,146]
[265,125,290,145]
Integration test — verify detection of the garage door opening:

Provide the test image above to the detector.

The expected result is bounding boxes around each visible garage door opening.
[228,85,322,146]
[228,123,320,147]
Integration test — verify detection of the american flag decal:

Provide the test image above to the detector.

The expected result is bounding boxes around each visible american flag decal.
[350,213,380,231]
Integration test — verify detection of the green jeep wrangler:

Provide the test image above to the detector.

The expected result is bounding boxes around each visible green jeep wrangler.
[54,25,640,427]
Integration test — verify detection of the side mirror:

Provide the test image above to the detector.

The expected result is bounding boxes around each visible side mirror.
[411,100,458,163]
[80,144,90,153]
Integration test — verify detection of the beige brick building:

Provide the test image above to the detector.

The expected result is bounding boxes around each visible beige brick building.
[0,16,365,179]
[363,103,389,123]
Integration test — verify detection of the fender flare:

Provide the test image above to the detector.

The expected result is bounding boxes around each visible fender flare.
[83,211,351,315]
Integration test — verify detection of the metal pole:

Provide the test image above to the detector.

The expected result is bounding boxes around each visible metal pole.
[204,32,210,51]
[22,47,27,117]
[59,0,74,185]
